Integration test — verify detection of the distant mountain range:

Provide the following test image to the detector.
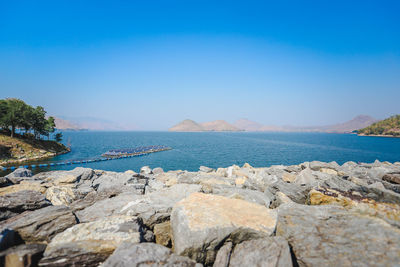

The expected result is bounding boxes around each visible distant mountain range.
[54,117,83,131]
[54,116,137,131]
[170,115,378,133]
[169,119,241,132]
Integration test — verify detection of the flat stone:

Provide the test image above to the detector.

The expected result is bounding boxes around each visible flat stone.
[309,161,339,171]
[92,171,139,193]
[0,190,51,220]
[199,166,214,173]
[33,167,95,185]
[276,202,400,267]
[75,193,140,223]
[101,242,201,267]
[40,215,143,266]
[0,182,46,196]
[171,192,277,265]
[0,205,77,243]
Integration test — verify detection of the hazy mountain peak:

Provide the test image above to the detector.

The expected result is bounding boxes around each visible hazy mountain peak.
[200,120,240,131]
[169,119,241,132]
[54,117,83,131]
[169,119,204,132]
[234,118,263,131]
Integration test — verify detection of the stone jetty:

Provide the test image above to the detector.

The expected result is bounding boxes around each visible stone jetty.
[1,160,400,266]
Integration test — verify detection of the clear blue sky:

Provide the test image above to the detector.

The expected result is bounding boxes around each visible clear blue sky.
[1,0,399,130]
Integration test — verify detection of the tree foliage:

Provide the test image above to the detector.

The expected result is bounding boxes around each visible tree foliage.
[0,98,59,140]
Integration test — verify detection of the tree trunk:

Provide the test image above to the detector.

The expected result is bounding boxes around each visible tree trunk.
[11,125,15,138]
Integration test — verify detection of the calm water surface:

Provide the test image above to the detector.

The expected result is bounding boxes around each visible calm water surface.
[2,131,400,175]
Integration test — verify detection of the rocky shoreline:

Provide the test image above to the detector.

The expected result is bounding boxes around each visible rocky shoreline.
[0,134,70,167]
[0,149,70,168]
[1,160,400,266]
[358,133,400,138]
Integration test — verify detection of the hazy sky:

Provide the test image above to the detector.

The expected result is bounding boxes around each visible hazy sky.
[1,0,399,130]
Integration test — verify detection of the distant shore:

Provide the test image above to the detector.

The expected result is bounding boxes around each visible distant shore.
[358,133,400,138]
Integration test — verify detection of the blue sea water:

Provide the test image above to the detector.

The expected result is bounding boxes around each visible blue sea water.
[2,131,400,175]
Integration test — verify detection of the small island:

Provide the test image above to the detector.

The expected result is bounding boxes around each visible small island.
[0,98,70,166]
[357,115,400,137]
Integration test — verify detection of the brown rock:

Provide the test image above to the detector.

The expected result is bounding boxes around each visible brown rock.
[282,173,296,183]
[0,182,46,196]
[308,187,400,228]
[382,173,400,184]
[153,221,172,247]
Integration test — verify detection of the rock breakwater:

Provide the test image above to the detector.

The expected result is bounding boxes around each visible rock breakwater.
[1,159,400,266]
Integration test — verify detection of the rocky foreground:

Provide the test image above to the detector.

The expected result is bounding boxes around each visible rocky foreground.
[1,160,400,266]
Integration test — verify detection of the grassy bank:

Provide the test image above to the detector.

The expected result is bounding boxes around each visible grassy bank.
[0,133,70,166]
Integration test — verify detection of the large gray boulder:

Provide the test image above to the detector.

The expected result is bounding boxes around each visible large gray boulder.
[40,215,144,267]
[92,171,144,193]
[75,183,201,227]
[5,168,32,184]
[75,193,140,223]
[120,183,202,228]
[171,193,277,265]
[227,237,292,267]
[33,167,95,186]
[210,185,272,207]
[267,180,312,204]
[309,161,340,171]
[276,202,400,267]
[0,190,51,221]
[101,242,202,267]
[0,205,77,243]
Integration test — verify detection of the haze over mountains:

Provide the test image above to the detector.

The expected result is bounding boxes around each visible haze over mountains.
[169,115,377,133]
[169,119,240,132]
[55,114,377,132]
[54,116,137,131]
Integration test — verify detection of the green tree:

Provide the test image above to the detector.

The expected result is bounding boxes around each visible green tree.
[55,132,63,142]
[0,99,8,129]
[21,105,35,134]
[2,98,28,137]
[44,116,56,140]
[31,106,47,139]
